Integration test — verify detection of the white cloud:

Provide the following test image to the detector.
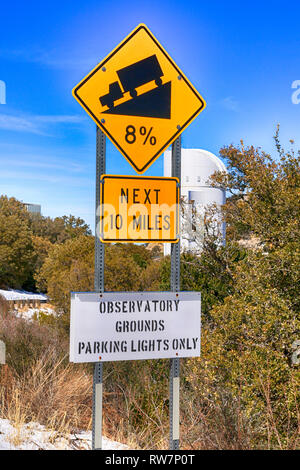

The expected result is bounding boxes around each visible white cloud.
[0,141,94,175]
[0,169,91,186]
[0,48,98,70]
[220,96,239,112]
[0,114,41,134]
[0,113,86,134]
[34,115,85,124]
[0,156,83,173]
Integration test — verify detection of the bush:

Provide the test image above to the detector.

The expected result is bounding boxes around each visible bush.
[184,135,300,449]
[0,312,92,435]
[0,294,8,317]
[0,313,68,376]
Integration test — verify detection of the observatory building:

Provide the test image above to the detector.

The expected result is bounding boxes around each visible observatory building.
[24,203,41,215]
[163,149,227,255]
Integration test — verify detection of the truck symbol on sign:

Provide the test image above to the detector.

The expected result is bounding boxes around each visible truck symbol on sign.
[100,55,164,109]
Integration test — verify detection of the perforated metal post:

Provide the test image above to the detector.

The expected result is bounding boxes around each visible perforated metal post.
[170,135,181,450]
[92,126,106,450]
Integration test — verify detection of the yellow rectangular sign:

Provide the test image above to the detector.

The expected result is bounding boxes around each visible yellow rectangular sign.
[99,175,179,243]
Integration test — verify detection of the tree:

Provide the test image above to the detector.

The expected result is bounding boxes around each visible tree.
[35,235,95,313]
[31,235,53,276]
[160,243,245,319]
[36,240,161,318]
[212,129,300,248]
[59,215,92,241]
[187,133,300,448]
[29,213,91,244]
[0,196,34,289]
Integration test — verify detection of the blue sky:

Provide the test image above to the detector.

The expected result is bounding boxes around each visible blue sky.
[1,0,300,231]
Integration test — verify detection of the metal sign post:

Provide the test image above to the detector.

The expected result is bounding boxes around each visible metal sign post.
[170,135,181,450]
[92,126,106,450]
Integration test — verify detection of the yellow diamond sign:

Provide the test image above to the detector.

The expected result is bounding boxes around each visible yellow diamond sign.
[73,24,206,174]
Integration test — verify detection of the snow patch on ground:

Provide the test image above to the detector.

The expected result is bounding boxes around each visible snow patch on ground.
[0,289,48,302]
[0,419,128,450]
[15,306,56,321]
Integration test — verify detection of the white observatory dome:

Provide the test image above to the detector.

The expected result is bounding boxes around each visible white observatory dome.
[164,148,227,188]
[163,149,227,255]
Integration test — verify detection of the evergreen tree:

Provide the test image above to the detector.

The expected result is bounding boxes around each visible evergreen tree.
[0,196,34,289]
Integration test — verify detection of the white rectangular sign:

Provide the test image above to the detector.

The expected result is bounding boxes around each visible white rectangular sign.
[69,292,201,363]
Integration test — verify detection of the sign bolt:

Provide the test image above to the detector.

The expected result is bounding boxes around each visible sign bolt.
[177,125,181,130]
[102,67,106,72]
[101,119,105,123]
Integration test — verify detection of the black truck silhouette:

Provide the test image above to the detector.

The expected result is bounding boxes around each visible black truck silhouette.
[100,55,164,109]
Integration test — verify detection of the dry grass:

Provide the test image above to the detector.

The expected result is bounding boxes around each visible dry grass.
[0,352,93,436]
[101,374,254,450]
[0,294,8,318]
[179,390,254,450]
[100,359,300,450]
[1,312,298,450]
[0,310,93,440]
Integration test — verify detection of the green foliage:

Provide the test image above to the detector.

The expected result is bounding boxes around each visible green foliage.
[187,134,300,448]
[1,131,299,449]
[31,235,53,275]
[160,245,245,318]
[112,243,152,269]
[36,240,161,326]
[104,244,158,291]
[189,254,299,448]
[29,213,91,244]
[35,235,95,314]
[215,129,300,248]
[0,195,92,290]
[0,196,34,289]
[0,315,67,375]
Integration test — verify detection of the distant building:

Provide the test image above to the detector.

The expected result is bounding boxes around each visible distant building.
[24,203,41,215]
[0,289,48,310]
[163,149,227,255]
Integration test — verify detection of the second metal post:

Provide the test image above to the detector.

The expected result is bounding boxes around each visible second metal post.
[170,135,181,450]
[92,126,106,450]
